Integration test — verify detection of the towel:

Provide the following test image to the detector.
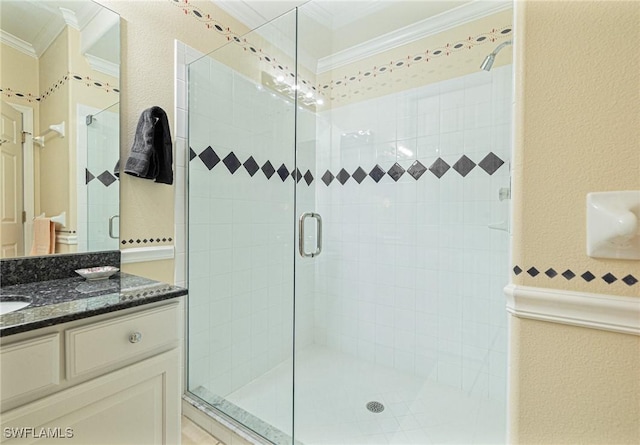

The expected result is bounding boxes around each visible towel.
[30,217,55,256]
[124,106,173,184]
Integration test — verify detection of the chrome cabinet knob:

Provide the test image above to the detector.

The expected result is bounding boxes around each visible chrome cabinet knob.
[129,332,143,343]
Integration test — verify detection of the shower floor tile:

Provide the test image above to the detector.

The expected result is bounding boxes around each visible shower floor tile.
[222,345,505,445]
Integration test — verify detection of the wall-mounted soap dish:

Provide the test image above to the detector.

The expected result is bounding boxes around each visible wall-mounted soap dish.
[587,191,640,260]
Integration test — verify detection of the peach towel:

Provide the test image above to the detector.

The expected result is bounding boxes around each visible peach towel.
[30,217,55,255]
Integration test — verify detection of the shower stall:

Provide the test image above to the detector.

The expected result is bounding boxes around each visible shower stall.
[187,2,513,444]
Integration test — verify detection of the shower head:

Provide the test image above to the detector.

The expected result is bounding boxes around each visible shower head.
[481,40,512,71]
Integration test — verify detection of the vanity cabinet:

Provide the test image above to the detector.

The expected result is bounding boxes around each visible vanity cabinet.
[0,300,183,444]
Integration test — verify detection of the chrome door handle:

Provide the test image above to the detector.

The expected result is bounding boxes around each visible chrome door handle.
[299,212,322,258]
[109,215,119,239]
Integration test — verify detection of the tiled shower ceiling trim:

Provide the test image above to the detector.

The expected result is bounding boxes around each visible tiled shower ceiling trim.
[169,0,511,103]
[191,146,505,185]
[513,265,638,287]
[1,72,119,103]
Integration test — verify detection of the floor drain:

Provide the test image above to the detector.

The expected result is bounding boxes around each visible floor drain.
[366,401,385,413]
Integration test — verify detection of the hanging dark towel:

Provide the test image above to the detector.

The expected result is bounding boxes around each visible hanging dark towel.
[124,106,173,184]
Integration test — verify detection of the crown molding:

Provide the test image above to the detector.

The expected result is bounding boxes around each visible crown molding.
[505,284,640,336]
[84,54,119,79]
[0,30,37,58]
[317,0,512,73]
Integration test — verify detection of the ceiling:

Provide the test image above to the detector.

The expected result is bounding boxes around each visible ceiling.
[0,0,118,68]
[216,1,473,56]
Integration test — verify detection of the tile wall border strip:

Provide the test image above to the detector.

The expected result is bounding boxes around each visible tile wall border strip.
[504,284,640,336]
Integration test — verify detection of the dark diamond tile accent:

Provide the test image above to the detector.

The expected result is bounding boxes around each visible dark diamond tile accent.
[369,165,386,183]
[199,146,220,170]
[452,155,476,177]
[321,170,334,186]
[243,156,259,176]
[527,267,540,277]
[602,273,617,284]
[189,147,197,161]
[545,268,558,278]
[429,158,450,178]
[304,170,314,185]
[352,167,367,184]
[478,152,505,175]
[97,171,117,187]
[261,161,275,179]
[337,168,351,185]
[277,164,290,181]
[562,269,576,280]
[292,168,302,183]
[85,169,95,184]
[388,163,405,182]
[581,271,596,282]
[513,266,522,275]
[223,152,241,174]
[407,161,427,180]
[622,275,638,286]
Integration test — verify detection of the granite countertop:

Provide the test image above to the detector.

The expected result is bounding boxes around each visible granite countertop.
[0,273,187,337]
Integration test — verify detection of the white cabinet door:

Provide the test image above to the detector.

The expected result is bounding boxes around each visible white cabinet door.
[0,349,180,445]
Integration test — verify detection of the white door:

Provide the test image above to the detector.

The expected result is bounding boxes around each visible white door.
[0,102,24,258]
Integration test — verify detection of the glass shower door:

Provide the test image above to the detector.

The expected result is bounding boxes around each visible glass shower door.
[293,2,512,444]
[85,102,120,252]
[187,9,298,444]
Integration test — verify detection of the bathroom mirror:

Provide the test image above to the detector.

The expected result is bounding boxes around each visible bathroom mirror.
[0,0,120,258]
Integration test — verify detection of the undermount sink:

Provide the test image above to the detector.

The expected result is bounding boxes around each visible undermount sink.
[0,295,32,315]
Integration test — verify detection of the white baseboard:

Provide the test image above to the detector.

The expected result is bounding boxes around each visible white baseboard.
[505,284,640,335]
[121,246,175,264]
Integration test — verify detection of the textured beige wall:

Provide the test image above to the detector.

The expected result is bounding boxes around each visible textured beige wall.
[38,28,72,248]
[512,0,640,298]
[94,0,251,280]
[121,258,175,284]
[510,318,640,444]
[0,43,40,106]
[510,1,640,443]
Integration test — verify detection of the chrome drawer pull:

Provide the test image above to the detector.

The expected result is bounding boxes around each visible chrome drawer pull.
[129,332,143,343]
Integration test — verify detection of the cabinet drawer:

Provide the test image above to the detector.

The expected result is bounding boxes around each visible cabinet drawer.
[65,303,179,379]
[1,333,60,402]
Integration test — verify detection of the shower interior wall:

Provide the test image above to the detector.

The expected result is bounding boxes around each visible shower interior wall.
[189,58,511,404]
[312,66,511,400]
[188,55,317,397]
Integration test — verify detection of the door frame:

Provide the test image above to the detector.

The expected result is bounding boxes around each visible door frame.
[4,102,35,253]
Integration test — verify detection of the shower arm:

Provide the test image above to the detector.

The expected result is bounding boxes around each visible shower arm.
[490,40,512,57]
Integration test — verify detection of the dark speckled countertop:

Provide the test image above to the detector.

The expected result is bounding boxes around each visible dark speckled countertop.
[0,273,187,337]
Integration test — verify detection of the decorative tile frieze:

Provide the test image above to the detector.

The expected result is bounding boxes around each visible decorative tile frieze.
[85,168,119,187]
[190,146,505,187]
[513,265,638,287]
[2,72,119,104]
[120,237,173,246]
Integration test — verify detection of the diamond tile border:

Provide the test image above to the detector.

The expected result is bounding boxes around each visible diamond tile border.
[190,146,505,187]
[86,169,119,186]
[121,237,173,246]
[513,265,638,287]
